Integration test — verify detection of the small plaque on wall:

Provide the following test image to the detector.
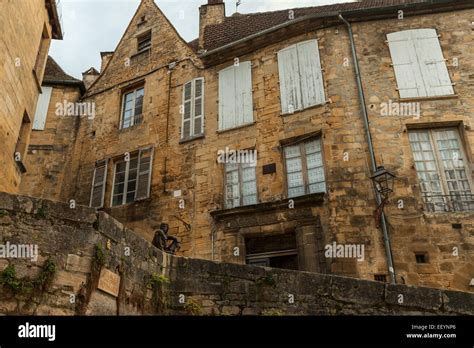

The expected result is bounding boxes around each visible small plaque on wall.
[262,163,276,175]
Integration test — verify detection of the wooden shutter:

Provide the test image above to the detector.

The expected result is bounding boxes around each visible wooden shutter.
[135,147,153,200]
[278,45,302,114]
[193,78,204,135]
[90,160,108,208]
[297,40,325,108]
[412,29,454,97]
[182,81,192,138]
[218,66,236,130]
[32,86,53,130]
[235,61,253,125]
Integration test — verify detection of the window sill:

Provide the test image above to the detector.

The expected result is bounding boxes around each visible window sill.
[119,122,143,133]
[217,122,255,134]
[210,192,325,220]
[179,134,205,144]
[280,102,327,116]
[130,48,151,60]
[108,197,152,209]
[398,95,458,103]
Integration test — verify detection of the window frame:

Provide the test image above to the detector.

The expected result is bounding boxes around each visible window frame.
[89,159,108,209]
[181,78,205,140]
[408,127,474,211]
[119,85,145,130]
[223,160,258,209]
[137,30,152,53]
[110,153,139,207]
[282,136,327,198]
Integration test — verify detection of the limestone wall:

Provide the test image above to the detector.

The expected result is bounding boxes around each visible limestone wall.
[0,192,472,315]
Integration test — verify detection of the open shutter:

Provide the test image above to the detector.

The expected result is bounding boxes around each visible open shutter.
[413,29,454,97]
[278,45,302,114]
[135,147,153,200]
[218,66,236,130]
[181,82,192,139]
[297,40,325,108]
[32,86,53,130]
[90,160,108,208]
[387,30,426,98]
[235,61,253,125]
[193,78,204,135]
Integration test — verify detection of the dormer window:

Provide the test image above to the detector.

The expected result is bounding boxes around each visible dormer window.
[137,31,151,53]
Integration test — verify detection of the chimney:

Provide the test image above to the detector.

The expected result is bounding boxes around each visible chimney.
[100,51,114,73]
[199,0,225,50]
[82,67,100,90]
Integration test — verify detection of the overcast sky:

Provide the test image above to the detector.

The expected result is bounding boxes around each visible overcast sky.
[50,0,354,79]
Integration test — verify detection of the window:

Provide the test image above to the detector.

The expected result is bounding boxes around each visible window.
[408,128,474,212]
[374,274,387,282]
[181,78,204,139]
[218,61,253,130]
[277,39,325,114]
[90,160,108,208]
[33,24,50,81]
[387,29,454,98]
[120,87,144,129]
[111,147,153,206]
[32,86,53,130]
[245,233,299,271]
[284,137,326,198]
[415,253,428,264]
[225,161,257,209]
[137,31,151,53]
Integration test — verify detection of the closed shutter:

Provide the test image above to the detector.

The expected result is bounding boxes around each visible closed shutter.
[32,86,53,130]
[235,61,253,125]
[218,66,236,130]
[90,160,108,208]
[193,78,204,135]
[182,81,192,138]
[413,29,454,97]
[297,40,325,108]
[387,30,426,98]
[387,29,453,98]
[278,45,302,114]
[135,147,153,200]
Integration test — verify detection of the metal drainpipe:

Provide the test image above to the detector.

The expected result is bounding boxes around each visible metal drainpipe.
[338,14,396,284]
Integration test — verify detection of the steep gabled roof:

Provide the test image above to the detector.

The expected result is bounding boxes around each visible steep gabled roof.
[201,0,427,51]
[43,56,85,94]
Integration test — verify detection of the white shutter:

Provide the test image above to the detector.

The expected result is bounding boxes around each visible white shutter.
[181,82,192,139]
[135,147,153,200]
[90,160,108,208]
[218,66,236,130]
[235,61,253,125]
[278,45,302,114]
[193,78,204,135]
[297,40,325,107]
[387,31,426,98]
[412,29,454,97]
[32,86,53,130]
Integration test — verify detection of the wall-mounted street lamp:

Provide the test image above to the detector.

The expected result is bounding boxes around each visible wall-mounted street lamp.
[371,166,396,228]
[371,166,396,199]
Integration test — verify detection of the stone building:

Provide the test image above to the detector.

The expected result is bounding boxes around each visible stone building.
[19,56,85,201]
[0,0,62,193]
[15,0,474,292]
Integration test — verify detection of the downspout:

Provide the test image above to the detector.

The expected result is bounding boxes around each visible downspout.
[338,14,396,284]
[163,65,173,193]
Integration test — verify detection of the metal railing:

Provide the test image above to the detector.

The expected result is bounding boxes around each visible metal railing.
[422,193,474,212]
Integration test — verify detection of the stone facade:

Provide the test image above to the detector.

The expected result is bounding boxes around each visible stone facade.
[11,0,474,293]
[0,0,62,193]
[0,192,472,315]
